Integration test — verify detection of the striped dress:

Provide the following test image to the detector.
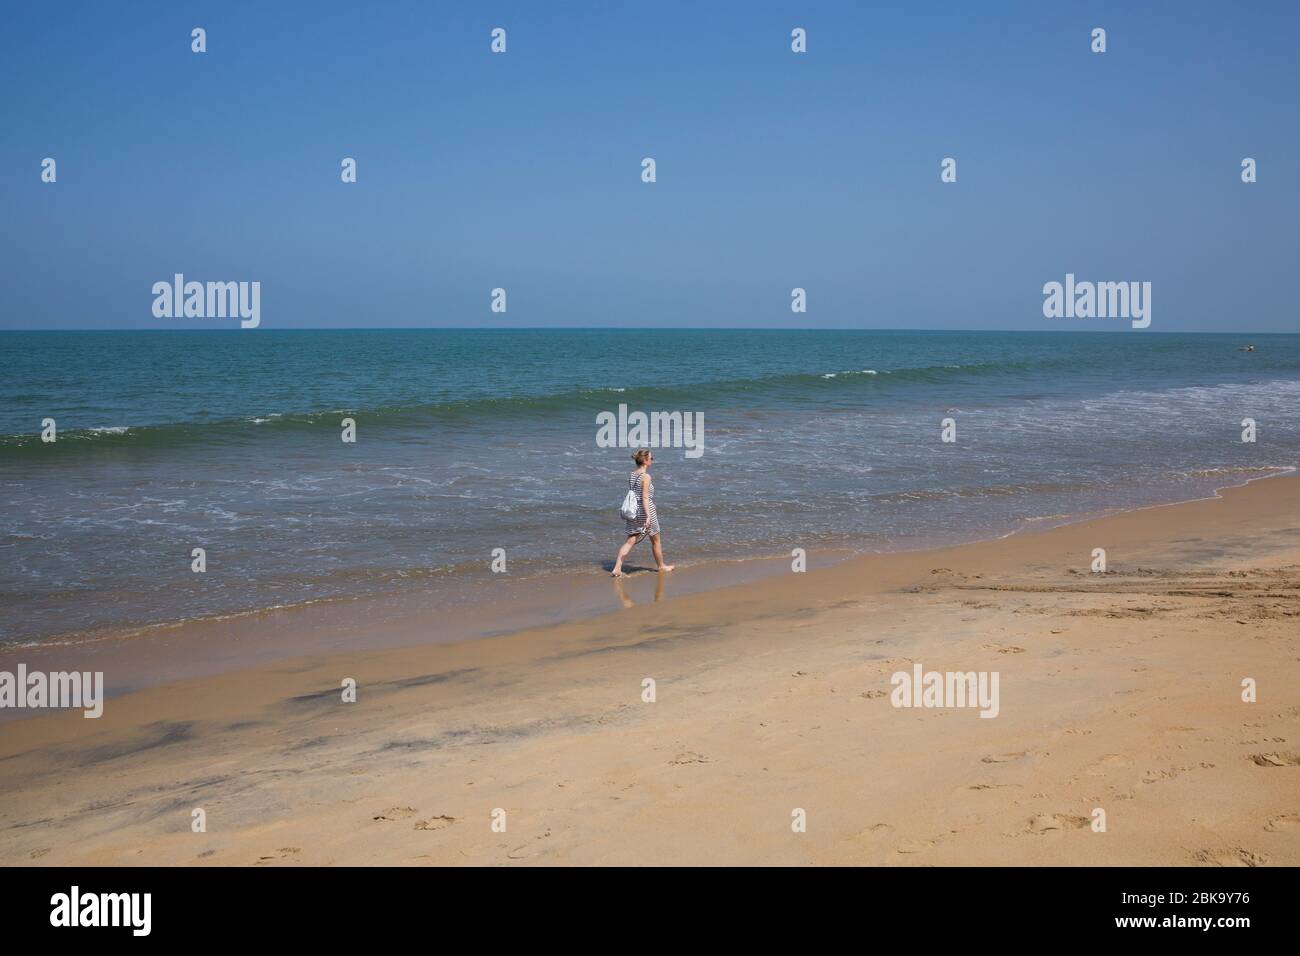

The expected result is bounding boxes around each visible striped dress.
[625,471,660,538]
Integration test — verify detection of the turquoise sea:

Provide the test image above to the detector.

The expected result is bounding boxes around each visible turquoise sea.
[2,329,1297,643]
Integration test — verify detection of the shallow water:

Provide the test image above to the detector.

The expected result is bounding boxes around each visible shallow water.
[2,329,1296,643]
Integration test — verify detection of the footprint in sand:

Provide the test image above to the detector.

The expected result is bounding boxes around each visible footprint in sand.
[981,751,1028,764]
[505,829,554,860]
[894,836,942,854]
[414,815,456,831]
[1191,847,1268,867]
[1251,752,1300,767]
[982,644,1026,654]
[670,751,711,765]
[1264,814,1300,832]
[850,823,894,841]
[1027,814,1090,834]
[1143,763,1214,783]
[373,806,418,821]
[1085,754,1131,776]
[254,847,301,865]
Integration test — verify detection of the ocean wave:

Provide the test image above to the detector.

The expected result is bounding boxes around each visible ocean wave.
[1174,466,1295,478]
[0,361,1047,456]
[5,366,1299,461]
[868,480,1100,504]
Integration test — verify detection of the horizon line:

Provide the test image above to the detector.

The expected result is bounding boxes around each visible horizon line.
[0,327,1293,336]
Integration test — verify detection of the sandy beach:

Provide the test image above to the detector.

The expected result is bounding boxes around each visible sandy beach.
[2,474,1298,867]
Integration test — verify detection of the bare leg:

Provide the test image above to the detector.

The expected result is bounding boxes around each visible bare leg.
[650,534,674,572]
[611,534,638,576]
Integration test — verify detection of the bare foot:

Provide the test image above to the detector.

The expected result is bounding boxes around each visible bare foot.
[658,564,675,572]
[611,569,626,577]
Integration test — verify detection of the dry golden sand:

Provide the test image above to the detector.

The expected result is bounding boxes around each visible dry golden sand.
[2,476,1298,866]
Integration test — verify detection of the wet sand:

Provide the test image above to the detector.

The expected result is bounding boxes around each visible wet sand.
[1,475,1298,866]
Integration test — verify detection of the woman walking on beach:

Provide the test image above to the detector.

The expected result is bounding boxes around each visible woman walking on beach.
[611,449,674,577]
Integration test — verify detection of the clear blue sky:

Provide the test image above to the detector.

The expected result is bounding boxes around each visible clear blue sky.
[2,1,1297,331]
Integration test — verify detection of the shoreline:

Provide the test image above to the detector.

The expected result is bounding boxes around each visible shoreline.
[1,467,1293,705]
[1,472,1298,865]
